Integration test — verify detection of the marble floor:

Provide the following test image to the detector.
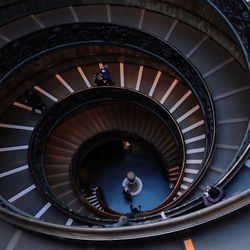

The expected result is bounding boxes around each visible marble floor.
[80,140,171,213]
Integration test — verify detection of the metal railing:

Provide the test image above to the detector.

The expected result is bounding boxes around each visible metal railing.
[0,189,249,241]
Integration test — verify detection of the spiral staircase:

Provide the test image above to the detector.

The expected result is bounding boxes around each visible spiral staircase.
[0,1,250,249]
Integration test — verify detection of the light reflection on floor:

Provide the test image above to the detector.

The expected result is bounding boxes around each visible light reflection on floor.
[85,149,171,213]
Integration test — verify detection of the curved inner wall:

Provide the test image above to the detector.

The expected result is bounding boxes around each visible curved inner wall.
[78,138,171,212]
[0,1,249,249]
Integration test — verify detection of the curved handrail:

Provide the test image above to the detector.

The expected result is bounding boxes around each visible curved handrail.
[207,0,250,70]
[0,0,247,235]
[71,129,183,217]
[95,187,123,215]
[0,23,216,143]
[0,22,216,213]
[158,121,250,220]
[0,189,249,241]
[75,187,122,219]
[0,0,245,69]
[30,87,186,220]
[130,129,250,222]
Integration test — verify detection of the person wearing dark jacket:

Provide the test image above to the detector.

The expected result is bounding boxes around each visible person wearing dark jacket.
[94,72,105,86]
[94,64,113,86]
[100,65,112,85]
[122,188,132,202]
[24,89,46,113]
[130,204,141,215]
[203,185,225,207]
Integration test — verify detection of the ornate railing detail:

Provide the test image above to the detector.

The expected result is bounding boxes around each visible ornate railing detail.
[209,0,250,68]
[71,127,184,216]
[0,23,215,153]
